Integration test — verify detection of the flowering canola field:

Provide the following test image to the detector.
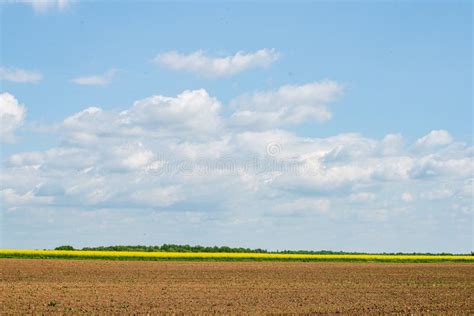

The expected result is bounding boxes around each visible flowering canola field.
[0,249,472,262]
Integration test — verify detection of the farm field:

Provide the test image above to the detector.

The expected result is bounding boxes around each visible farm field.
[1,259,473,314]
[1,249,473,262]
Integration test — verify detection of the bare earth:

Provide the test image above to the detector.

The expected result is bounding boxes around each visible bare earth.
[1,259,473,314]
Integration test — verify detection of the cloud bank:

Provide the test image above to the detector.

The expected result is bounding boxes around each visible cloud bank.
[1,84,472,251]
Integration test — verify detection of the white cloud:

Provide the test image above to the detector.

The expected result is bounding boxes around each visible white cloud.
[0,67,42,83]
[63,107,102,127]
[379,134,404,156]
[15,0,71,13]
[118,144,155,170]
[153,49,280,77]
[414,130,453,148]
[230,80,343,129]
[61,89,222,144]
[0,93,26,143]
[1,88,472,252]
[410,155,473,178]
[71,69,117,86]
[124,89,222,136]
[0,189,53,208]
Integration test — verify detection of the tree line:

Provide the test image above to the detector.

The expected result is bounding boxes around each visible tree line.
[54,244,469,255]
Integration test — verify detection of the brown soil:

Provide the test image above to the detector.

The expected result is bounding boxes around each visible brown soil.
[1,259,473,314]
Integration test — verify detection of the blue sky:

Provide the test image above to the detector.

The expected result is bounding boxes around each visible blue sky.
[0,1,472,252]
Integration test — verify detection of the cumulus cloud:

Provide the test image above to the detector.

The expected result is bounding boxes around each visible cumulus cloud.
[414,130,453,149]
[153,49,280,77]
[1,88,472,251]
[379,134,404,156]
[0,67,42,83]
[14,0,71,13]
[123,89,222,135]
[409,155,472,179]
[60,89,222,144]
[0,93,26,143]
[71,69,117,86]
[230,80,343,129]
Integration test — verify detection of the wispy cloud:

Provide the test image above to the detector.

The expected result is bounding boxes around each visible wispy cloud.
[71,69,118,86]
[14,0,72,13]
[0,67,42,83]
[153,49,280,78]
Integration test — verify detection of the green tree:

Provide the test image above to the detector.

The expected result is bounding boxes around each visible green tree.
[55,245,75,250]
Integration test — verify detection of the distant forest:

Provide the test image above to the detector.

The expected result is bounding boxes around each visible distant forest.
[54,244,470,255]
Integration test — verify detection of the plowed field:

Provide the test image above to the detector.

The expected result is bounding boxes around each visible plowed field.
[1,259,473,314]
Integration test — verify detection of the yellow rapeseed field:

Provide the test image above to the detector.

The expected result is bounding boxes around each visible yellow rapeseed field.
[0,249,472,262]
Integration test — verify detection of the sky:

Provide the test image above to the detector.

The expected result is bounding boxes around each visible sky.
[0,0,472,252]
